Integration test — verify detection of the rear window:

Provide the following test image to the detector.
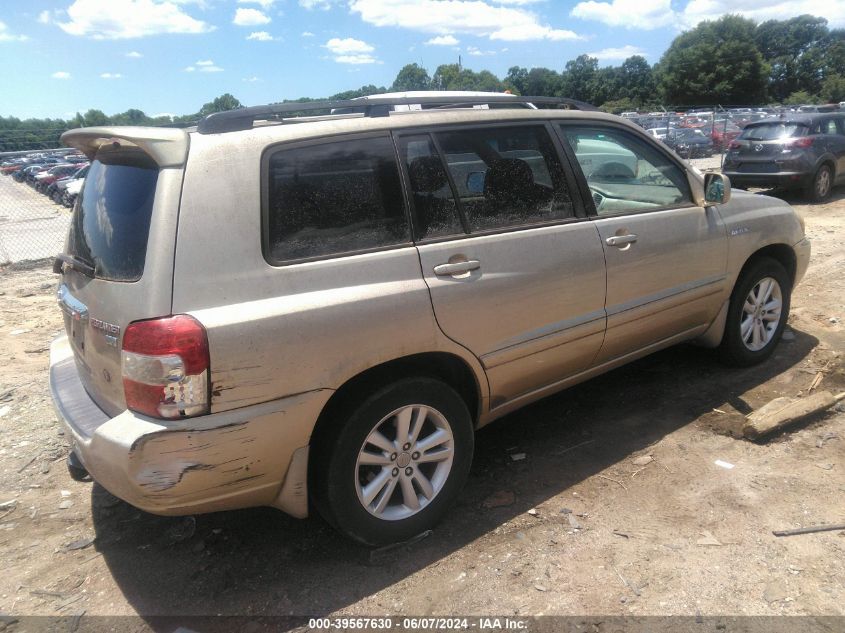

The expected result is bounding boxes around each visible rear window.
[740,123,807,141]
[67,149,158,282]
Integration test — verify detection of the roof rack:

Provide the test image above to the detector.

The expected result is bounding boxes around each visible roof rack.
[196,95,598,134]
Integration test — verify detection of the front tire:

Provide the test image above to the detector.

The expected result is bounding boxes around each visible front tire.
[719,257,791,367]
[312,377,474,546]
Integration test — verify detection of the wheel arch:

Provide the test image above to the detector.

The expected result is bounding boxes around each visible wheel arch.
[741,243,797,288]
[308,351,483,452]
[696,243,797,349]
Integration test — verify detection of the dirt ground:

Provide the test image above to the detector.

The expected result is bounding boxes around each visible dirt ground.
[0,186,843,628]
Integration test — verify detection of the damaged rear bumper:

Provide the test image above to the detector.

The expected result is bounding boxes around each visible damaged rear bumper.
[49,335,331,517]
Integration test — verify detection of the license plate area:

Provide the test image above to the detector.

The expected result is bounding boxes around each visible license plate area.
[58,284,89,357]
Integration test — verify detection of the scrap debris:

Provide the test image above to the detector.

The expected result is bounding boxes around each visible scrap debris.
[772,524,845,537]
[743,391,845,440]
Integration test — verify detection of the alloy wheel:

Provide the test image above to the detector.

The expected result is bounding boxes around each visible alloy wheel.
[740,276,783,351]
[355,404,454,521]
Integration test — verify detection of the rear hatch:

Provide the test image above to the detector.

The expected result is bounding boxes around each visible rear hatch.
[729,121,809,172]
[56,127,188,417]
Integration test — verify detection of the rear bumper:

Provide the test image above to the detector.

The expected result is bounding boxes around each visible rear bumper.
[724,171,811,190]
[49,335,331,517]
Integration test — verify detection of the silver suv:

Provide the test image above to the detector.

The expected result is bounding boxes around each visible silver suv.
[50,95,811,545]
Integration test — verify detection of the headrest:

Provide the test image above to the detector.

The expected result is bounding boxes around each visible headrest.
[408,156,448,194]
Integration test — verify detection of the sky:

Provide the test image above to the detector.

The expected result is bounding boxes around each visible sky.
[1,0,843,120]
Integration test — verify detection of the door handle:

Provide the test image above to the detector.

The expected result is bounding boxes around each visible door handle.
[433,260,481,276]
[605,234,638,248]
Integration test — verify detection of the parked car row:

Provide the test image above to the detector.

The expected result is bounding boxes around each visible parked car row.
[623,105,844,154]
[1,151,89,207]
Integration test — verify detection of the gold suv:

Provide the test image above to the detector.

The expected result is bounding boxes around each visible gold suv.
[50,95,810,545]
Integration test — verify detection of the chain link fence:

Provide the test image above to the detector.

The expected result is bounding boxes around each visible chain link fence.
[0,150,75,267]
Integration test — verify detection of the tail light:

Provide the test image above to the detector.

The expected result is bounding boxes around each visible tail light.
[728,141,742,150]
[785,137,813,149]
[122,315,210,419]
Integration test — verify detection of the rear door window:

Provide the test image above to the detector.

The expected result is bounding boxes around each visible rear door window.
[67,149,158,282]
[265,136,410,263]
[430,125,575,233]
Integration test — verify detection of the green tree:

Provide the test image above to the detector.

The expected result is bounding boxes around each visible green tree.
[198,94,243,117]
[431,64,461,90]
[755,15,829,100]
[560,54,598,102]
[618,56,655,106]
[783,90,818,105]
[331,84,386,100]
[820,74,845,102]
[657,14,768,105]
[503,66,529,94]
[391,64,430,91]
[525,67,562,96]
[599,97,638,114]
[83,109,109,126]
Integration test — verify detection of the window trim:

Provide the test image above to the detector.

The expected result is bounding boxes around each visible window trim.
[260,131,415,267]
[393,121,586,244]
[554,120,699,219]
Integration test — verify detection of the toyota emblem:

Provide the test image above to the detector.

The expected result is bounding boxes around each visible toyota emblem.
[754,144,763,152]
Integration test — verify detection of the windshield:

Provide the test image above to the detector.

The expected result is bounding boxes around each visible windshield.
[740,123,807,141]
[66,148,158,281]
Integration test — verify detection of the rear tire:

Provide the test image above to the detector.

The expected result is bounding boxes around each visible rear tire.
[719,257,791,367]
[805,164,832,202]
[312,377,473,546]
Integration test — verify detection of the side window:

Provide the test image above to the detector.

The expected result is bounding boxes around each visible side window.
[266,136,410,262]
[560,125,692,215]
[819,119,838,135]
[398,135,464,240]
[432,126,575,233]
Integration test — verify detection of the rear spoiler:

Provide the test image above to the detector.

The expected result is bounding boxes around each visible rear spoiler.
[61,126,189,168]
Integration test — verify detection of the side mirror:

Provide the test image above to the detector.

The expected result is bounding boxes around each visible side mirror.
[704,172,731,205]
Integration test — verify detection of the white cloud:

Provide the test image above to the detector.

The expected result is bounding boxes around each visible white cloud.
[37,11,51,24]
[100,72,123,78]
[350,0,582,41]
[299,0,335,9]
[680,0,845,28]
[325,37,374,54]
[52,71,72,79]
[334,54,380,64]
[302,30,315,36]
[324,37,379,63]
[186,59,223,72]
[571,0,845,30]
[426,34,459,46]
[587,44,646,60]
[246,30,275,40]
[0,21,28,41]
[467,46,495,56]
[571,0,673,29]
[238,0,275,7]
[243,75,262,82]
[233,7,271,26]
[126,50,142,57]
[58,0,213,39]
[491,23,580,40]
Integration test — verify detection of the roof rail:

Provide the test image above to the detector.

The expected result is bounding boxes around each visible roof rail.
[196,95,599,134]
